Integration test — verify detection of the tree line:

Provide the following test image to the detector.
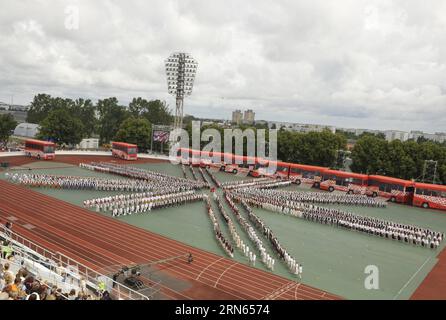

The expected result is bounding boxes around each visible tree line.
[3,93,445,184]
[181,123,347,169]
[25,94,173,151]
[0,113,18,148]
[350,134,446,184]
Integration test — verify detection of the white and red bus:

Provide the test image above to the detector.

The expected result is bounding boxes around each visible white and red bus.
[111,142,138,160]
[176,148,446,211]
[320,170,368,194]
[366,175,414,203]
[413,182,446,210]
[203,152,257,175]
[177,148,221,168]
[24,139,56,160]
[258,160,327,186]
[177,148,261,175]
[287,162,327,187]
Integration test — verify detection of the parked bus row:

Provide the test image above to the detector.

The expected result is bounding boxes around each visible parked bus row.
[177,148,446,211]
[22,139,138,161]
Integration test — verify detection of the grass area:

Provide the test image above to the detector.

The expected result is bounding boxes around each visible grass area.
[1,160,445,300]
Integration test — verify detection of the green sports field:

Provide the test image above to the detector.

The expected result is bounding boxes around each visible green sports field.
[2,160,446,300]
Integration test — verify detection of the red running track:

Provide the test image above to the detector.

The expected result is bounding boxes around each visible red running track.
[410,247,446,300]
[0,179,340,300]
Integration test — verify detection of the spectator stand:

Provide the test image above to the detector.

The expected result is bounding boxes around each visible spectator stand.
[1,225,149,300]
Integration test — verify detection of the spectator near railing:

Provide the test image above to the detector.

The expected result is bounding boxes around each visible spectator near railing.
[1,224,149,300]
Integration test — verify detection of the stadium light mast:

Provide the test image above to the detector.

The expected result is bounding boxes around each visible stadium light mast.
[165,52,198,131]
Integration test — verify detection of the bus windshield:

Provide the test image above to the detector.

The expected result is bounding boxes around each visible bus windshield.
[127,147,137,154]
[44,146,55,153]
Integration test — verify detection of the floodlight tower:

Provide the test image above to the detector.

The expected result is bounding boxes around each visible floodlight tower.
[165,52,198,131]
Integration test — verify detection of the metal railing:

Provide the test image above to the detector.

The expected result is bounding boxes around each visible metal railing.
[1,248,70,300]
[1,226,149,300]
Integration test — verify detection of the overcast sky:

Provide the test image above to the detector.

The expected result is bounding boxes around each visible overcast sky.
[1,0,445,132]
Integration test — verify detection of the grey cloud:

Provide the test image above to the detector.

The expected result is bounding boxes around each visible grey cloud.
[0,0,445,132]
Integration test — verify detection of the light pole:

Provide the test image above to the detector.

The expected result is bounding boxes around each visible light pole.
[165,52,198,131]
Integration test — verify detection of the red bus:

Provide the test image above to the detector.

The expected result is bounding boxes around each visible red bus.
[287,163,327,187]
[320,170,368,194]
[24,139,56,160]
[413,182,446,210]
[177,148,262,175]
[260,161,327,186]
[177,148,223,168]
[366,175,414,203]
[112,142,138,160]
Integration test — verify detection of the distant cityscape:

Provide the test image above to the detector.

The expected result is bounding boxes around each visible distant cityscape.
[228,108,446,144]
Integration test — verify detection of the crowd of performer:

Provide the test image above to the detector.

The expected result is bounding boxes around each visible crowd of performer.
[221,177,271,189]
[237,198,302,277]
[80,162,208,190]
[231,187,386,207]
[205,167,221,187]
[5,173,189,194]
[203,195,234,258]
[301,206,444,248]
[224,193,275,271]
[198,167,213,187]
[231,189,443,249]
[181,164,188,179]
[6,156,442,284]
[83,191,204,216]
[213,195,256,264]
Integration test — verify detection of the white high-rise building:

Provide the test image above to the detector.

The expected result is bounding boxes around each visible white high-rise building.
[384,130,410,142]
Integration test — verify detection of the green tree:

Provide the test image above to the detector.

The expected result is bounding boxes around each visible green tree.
[277,129,345,167]
[146,100,172,125]
[350,135,389,174]
[128,98,173,125]
[72,98,97,137]
[37,109,84,145]
[128,97,150,116]
[27,94,76,124]
[26,94,54,123]
[114,117,152,152]
[97,98,129,144]
[0,114,18,146]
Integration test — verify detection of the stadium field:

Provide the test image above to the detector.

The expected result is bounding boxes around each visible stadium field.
[1,159,445,300]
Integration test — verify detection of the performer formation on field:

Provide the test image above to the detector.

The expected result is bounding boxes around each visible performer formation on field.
[84,191,205,216]
[213,194,253,263]
[205,167,221,187]
[230,187,443,249]
[203,195,234,258]
[6,172,196,193]
[80,162,209,189]
[224,192,278,271]
[6,159,443,281]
